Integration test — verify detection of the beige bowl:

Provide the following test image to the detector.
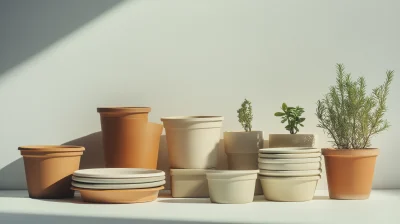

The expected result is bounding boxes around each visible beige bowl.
[258,162,321,171]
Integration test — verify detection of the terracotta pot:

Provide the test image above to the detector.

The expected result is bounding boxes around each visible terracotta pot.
[322,148,379,200]
[98,107,161,168]
[18,145,85,199]
[161,116,224,169]
[269,134,317,148]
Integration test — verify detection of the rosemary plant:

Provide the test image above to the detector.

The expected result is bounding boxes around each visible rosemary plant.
[237,99,253,132]
[316,63,394,149]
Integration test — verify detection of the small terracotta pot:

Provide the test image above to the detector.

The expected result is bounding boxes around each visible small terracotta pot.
[18,145,85,199]
[161,116,224,169]
[322,148,379,200]
[269,134,317,148]
[97,107,154,168]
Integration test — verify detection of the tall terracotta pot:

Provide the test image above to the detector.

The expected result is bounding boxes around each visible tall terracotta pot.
[161,116,223,169]
[18,145,85,199]
[98,107,154,168]
[322,148,379,200]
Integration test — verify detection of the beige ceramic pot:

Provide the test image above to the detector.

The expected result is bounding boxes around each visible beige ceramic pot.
[258,152,321,159]
[19,145,85,199]
[269,134,317,148]
[170,169,210,198]
[258,162,321,171]
[161,116,224,169]
[259,169,322,177]
[258,157,322,164]
[260,175,320,202]
[206,170,259,204]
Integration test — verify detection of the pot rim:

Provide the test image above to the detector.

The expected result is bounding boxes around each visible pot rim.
[170,168,211,176]
[206,170,259,176]
[224,130,263,133]
[259,175,321,181]
[71,186,164,192]
[161,116,224,122]
[97,107,151,113]
[322,148,379,157]
[18,145,85,152]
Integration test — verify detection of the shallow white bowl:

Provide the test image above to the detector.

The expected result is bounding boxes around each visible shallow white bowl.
[259,169,322,177]
[258,152,321,159]
[73,168,165,179]
[258,157,321,164]
[258,162,321,171]
[259,147,320,154]
[71,180,166,190]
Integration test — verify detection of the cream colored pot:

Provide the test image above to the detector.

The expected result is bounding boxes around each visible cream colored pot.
[170,169,210,198]
[269,134,317,148]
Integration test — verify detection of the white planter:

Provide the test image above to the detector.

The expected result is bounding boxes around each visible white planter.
[258,162,321,171]
[161,116,224,169]
[259,169,322,177]
[206,170,259,204]
[258,152,321,159]
[170,169,210,198]
[260,175,320,202]
[269,134,317,148]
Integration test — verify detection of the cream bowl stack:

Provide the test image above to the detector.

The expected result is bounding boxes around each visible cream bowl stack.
[71,168,165,203]
[258,147,322,202]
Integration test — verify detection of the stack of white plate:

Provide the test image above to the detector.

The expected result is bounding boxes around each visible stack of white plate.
[71,168,165,203]
[258,147,322,202]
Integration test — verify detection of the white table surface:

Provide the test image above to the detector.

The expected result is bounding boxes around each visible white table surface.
[0,190,399,224]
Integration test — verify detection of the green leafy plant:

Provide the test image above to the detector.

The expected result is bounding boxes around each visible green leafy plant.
[274,103,305,134]
[316,63,394,149]
[237,99,253,132]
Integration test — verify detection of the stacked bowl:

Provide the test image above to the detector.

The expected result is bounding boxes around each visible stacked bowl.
[71,168,165,203]
[258,147,322,202]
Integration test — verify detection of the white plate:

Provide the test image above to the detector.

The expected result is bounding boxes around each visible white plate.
[259,147,320,154]
[73,168,165,179]
[258,157,322,164]
[259,169,322,177]
[71,180,166,190]
[258,152,321,159]
[258,162,321,171]
[72,175,165,184]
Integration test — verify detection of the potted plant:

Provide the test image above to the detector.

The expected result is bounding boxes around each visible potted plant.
[316,63,394,199]
[270,103,317,148]
[224,99,263,194]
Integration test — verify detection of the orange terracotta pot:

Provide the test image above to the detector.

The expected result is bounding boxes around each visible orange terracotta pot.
[18,145,85,199]
[322,148,379,200]
[98,107,162,169]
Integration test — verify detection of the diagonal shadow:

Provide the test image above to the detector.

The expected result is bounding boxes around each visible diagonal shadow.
[0,0,124,76]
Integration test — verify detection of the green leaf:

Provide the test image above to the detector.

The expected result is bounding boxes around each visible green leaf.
[281,118,287,123]
[299,124,304,127]
[299,118,306,122]
[274,112,285,116]
[282,103,287,111]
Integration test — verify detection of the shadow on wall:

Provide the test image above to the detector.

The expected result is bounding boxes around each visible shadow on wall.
[0,157,26,190]
[0,0,123,76]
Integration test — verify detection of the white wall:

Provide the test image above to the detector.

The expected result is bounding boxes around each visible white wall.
[0,0,399,190]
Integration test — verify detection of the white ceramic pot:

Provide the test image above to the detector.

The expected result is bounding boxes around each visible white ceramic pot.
[259,147,320,154]
[269,134,317,148]
[206,170,259,204]
[258,162,321,171]
[170,169,210,198]
[259,169,322,177]
[161,116,224,169]
[258,157,322,164]
[260,175,320,201]
[258,152,321,159]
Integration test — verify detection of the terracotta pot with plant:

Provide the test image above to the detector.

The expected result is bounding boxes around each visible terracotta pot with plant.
[224,99,263,194]
[270,103,317,148]
[316,64,394,200]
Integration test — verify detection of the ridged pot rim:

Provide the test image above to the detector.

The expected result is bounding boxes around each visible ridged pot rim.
[161,116,224,122]
[206,170,259,179]
[170,168,211,176]
[97,107,151,114]
[18,145,85,152]
[322,148,379,157]
[259,175,321,181]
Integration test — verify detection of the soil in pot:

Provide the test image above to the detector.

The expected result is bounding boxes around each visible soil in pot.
[322,148,379,200]
[19,145,85,199]
[98,107,160,168]
[161,116,224,169]
[269,134,317,148]
[206,170,259,204]
[260,175,320,202]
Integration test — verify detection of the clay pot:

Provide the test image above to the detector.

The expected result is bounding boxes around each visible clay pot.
[161,116,224,169]
[223,131,264,195]
[269,134,317,148]
[98,107,162,169]
[260,175,320,202]
[322,148,379,200]
[206,170,259,204]
[18,145,85,199]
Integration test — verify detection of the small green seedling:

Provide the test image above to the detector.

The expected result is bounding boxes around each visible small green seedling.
[275,103,305,134]
[237,99,253,132]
